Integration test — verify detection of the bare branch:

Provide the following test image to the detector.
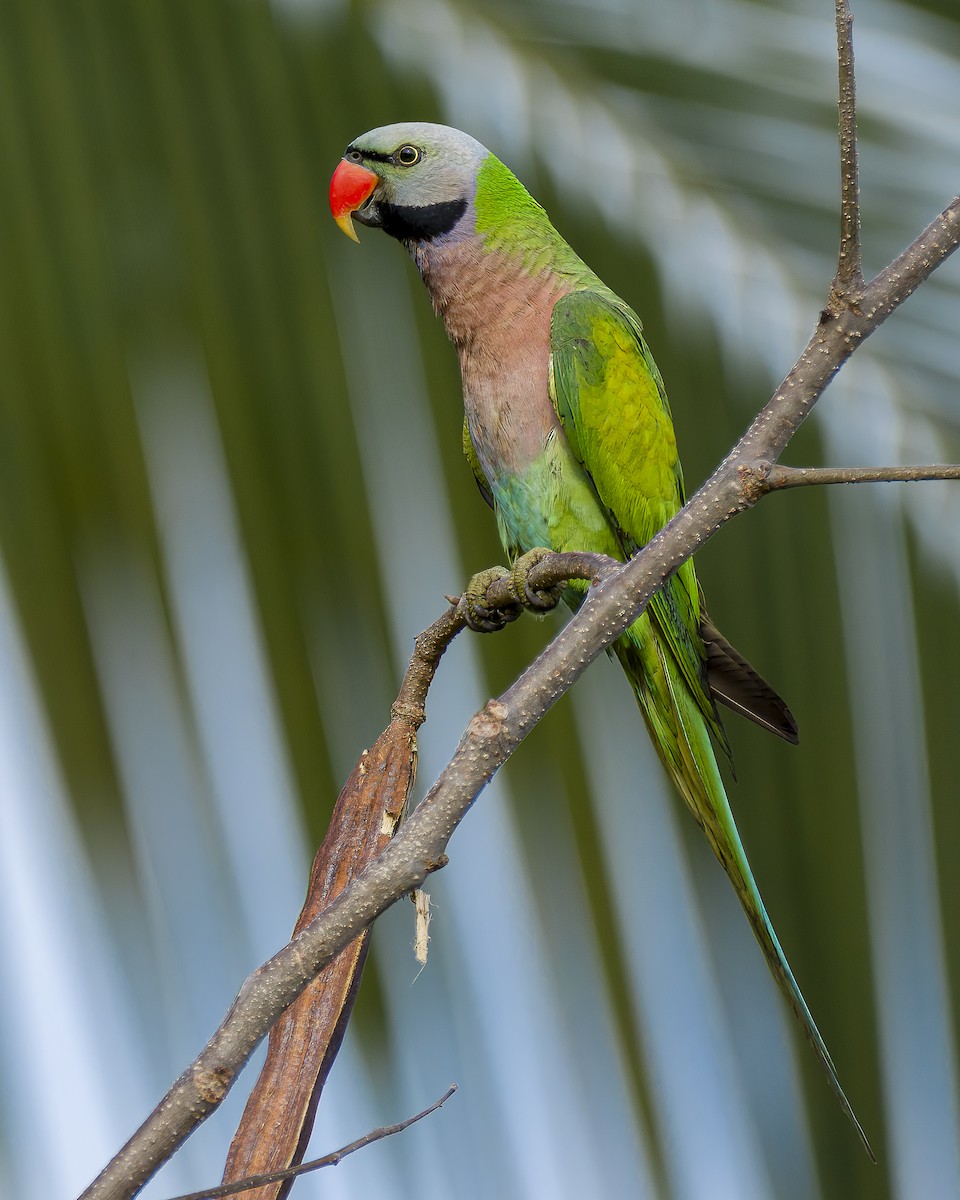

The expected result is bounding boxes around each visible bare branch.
[864,198,960,323]
[79,193,960,1197]
[728,197,960,475]
[831,0,864,303]
[217,549,611,1199]
[765,462,960,489]
[76,550,614,1200]
[79,181,960,1194]
[163,1086,457,1200]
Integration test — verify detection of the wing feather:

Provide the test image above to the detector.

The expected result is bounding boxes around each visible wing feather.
[550,289,729,752]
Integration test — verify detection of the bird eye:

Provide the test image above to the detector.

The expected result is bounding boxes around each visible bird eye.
[346,149,363,163]
[396,145,421,166]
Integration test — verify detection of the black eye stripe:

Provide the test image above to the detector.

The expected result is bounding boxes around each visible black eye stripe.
[345,145,392,164]
[343,145,422,166]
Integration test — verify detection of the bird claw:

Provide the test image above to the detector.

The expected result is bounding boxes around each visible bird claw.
[462,549,563,633]
[464,566,521,633]
[508,548,564,613]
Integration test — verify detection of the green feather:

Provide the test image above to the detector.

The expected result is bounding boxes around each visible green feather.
[550,289,730,755]
[546,286,871,1158]
[474,155,595,281]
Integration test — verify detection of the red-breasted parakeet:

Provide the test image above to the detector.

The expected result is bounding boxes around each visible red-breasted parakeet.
[329,122,871,1155]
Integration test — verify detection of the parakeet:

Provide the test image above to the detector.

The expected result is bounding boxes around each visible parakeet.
[329,122,871,1155]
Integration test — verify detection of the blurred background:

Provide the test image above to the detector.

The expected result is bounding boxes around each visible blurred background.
[1,0,959,1197]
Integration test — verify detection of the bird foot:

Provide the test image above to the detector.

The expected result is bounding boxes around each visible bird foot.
[508,547,564,613]
[462,549,563,633]
[463,565,521,633]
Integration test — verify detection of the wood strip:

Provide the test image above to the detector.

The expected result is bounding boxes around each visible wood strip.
[220,717,416,1199]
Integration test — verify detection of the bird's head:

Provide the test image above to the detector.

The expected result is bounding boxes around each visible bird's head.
[329,122,487,244]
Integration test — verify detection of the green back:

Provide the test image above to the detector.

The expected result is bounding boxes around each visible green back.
[550,289,727,751]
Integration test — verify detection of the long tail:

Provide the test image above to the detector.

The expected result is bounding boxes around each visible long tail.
[616,630,875,1161]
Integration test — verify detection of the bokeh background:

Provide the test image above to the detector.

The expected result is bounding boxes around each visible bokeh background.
[1,0,959,1197]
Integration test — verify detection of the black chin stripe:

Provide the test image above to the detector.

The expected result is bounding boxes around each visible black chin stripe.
[379,198,468,243]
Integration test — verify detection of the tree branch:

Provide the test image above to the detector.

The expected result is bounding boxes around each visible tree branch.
[763,462,960,490]
[76,552,614,1200]
[831,0,864,303]
[722,196,960,479]
[77,188,960,1200]
[216,547,612,1200]
[163,1086,457,1200]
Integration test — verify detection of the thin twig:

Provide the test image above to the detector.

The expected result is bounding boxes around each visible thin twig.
[765,462,960,489]
[831,0,864,303]
[163,1086,457,1200]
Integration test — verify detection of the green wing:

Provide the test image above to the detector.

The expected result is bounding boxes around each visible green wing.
[550,293,866,1151]
[550,288,729,753]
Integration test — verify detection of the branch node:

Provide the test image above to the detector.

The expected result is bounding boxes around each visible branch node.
[390,700,426,729]
[472,700,510,745]
[737,459,774,505]
[193,1066,231,1106]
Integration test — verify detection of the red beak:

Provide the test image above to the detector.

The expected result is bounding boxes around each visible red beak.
[329,160,380,243]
